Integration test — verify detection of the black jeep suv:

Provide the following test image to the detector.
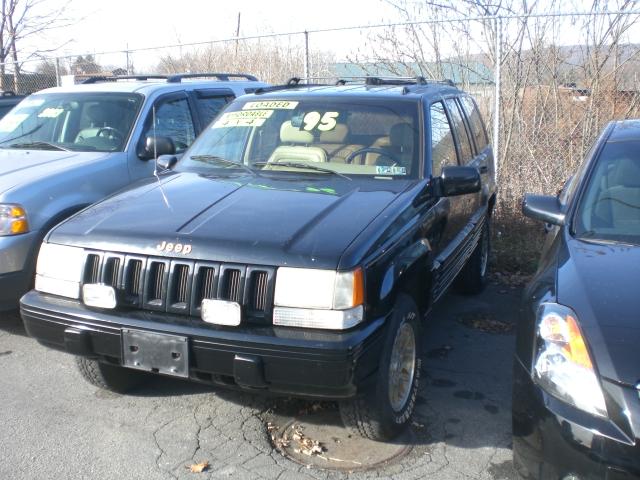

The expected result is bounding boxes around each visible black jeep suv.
[21,77,496,440]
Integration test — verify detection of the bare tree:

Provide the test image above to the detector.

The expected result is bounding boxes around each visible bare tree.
[0,0,73,92]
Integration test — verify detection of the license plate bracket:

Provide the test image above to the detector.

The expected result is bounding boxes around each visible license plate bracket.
[122,329,189,378]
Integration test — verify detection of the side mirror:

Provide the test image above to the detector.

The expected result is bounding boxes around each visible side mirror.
[439,165,481,197]
[157,154,178,170]
[522,194,565,226]
[139,135,175,160]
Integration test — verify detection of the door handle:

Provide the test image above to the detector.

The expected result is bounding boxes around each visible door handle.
[478,165,488,174]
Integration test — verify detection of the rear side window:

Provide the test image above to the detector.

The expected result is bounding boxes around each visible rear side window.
[430,102,458,176]
[194,91,234,127]
[445,98,474,163]
[459,95,489,151]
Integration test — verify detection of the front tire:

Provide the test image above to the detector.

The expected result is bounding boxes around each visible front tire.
[339,294,422,440]
[456,217,490,294]
[76,357,144,393]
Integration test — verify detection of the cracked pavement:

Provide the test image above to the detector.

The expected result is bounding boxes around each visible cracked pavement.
[0,284,521,479]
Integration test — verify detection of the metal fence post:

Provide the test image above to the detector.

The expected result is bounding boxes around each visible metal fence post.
[55,57,61,86]
[304,31,310,81]
[492,16,502,182]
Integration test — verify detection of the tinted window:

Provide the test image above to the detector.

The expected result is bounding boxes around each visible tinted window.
[575,140,640,244]
[195,92,234,127]
[145,96,195,154]
[430,102,457,176]
[445,98,474,163]
[459,95,488,150]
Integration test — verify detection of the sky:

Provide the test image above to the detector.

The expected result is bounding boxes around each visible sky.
[18,0,640,73]
[22,0,401,68]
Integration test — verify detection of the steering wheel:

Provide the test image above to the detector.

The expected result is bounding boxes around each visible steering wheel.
[345,147,401,166]
[96,127,125,143]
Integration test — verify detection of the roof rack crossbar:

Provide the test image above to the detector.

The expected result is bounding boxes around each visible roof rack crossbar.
[166,72,258,83]
[80,74,170,84]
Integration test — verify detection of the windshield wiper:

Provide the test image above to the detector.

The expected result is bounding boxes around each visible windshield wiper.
[7,141,70,151]
[190,155,256,176]
[254,161,351,181]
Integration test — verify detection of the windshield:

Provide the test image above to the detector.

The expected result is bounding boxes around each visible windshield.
[177,98,421,179]
[0,92,143,152]
[575,140,640,245]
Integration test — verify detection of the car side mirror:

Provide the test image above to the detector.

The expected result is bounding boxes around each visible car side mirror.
[156,154,178,170]
[139,135,175,160]
[522,194,565,226]
[439,165,481,197]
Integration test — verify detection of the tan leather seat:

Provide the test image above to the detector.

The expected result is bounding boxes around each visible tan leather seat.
[317,124,363,164]
[268,121,327,163]
[365,123,415,168]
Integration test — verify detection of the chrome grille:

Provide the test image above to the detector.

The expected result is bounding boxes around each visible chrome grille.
[104,257,120,287]
[147,262,165,304]
[84,254,100,284]
[251,271,269,311]
[126,260,143,296]
[222,268,242,303]
[81,251,275,322]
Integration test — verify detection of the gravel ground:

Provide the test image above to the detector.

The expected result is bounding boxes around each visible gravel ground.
[0,283,522,480]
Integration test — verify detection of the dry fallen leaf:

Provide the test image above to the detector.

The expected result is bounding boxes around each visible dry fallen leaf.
[186,461,209,473]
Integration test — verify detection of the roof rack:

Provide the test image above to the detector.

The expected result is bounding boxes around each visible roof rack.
[254,75,456,95]
[166,72,258,83]
[81,74,169,84]
[254,77,330,94]
[81,73,258,84]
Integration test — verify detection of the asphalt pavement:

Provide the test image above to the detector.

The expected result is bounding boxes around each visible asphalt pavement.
[0,283,522,480]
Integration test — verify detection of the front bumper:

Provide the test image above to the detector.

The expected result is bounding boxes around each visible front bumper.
[20,291,387,399]
[512,358,640,480]
[0,231,39,310]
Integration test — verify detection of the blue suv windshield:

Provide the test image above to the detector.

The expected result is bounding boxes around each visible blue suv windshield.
[0,92,143,152]
[178,98,421,179]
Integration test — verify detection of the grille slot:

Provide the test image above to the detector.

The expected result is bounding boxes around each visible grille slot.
[198,267,216,301]
[103,257,120,287]
[222,269,242,302]
[172,264,190,305]
[126,260,143,296]
[84,254,100,284]
[251,271,269,311]
[147,262,165,304]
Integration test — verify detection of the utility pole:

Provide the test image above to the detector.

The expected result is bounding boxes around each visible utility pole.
[235,12,241,57]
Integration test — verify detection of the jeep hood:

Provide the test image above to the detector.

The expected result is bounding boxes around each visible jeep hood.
[0,149,112,195]
[48,172,411,269]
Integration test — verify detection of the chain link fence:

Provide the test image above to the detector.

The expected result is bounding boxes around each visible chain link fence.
[2,8,639,270]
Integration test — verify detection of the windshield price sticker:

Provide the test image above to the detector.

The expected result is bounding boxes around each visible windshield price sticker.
[243,101,298,110]
[376,166,407,175]
[0,113,28,132]
[37,107,64,119]
[212,109,273,128]
[302,111,339,131]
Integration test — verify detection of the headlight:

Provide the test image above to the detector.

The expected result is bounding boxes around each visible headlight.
[34,243,85,299]
[0,204,29,236]
[273,267,364,329]
[534,303,607,417]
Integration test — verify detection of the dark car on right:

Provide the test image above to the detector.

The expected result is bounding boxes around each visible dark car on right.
[514,119,640,479]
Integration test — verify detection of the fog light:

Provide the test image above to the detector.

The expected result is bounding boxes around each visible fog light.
[83,284,116,309]
[201,299,241,326]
